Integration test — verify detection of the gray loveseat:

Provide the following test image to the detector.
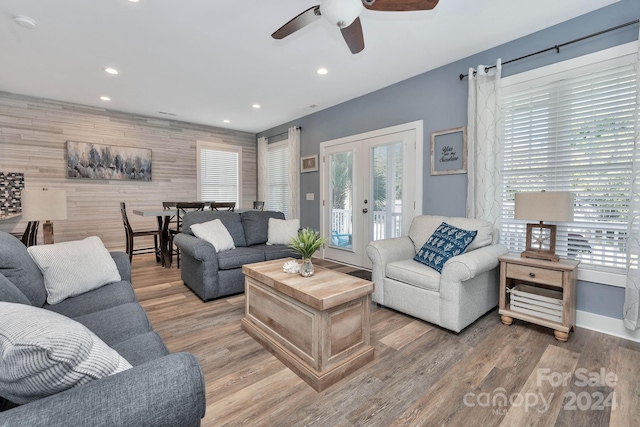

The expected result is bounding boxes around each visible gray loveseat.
[0,232,206,427]
[174,210,300,301]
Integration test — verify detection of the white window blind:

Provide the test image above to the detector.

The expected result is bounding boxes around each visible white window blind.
[198,145,240,204]
[501,53,636,272]
[267,142,289,217]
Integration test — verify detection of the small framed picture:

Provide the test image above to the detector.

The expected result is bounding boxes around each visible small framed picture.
[301,154,318,173]
[430,127,467,176]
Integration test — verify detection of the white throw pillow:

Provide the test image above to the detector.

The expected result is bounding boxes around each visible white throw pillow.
[0,302,132,404]
[27,236,122,305]
[191,219,235,252]
[267,218,300,245]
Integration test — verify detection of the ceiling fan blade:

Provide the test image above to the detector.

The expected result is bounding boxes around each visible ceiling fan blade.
[362,0,439,12]
[340,17,365,54]
[272,6,321,39]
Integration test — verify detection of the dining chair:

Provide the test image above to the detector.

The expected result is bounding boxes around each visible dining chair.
[169,202,206,267]
[120,202,161,263]
[210,202,236,211]
[10,221,39,247]
[252,201,265,211]
[162,201,178,233]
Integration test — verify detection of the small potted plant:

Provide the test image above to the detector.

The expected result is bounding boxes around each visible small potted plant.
[288,227,327,277]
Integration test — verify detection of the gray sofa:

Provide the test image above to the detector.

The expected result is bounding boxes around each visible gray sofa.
[174,210,300,301]
[0,231,206,427]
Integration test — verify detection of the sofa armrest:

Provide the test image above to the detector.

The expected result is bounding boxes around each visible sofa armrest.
[366,236,415,270]
[110,251,131,283]
[0,352,206,427]
[441,244,509,282]
[174,233,217,262]
[366,237,415,303]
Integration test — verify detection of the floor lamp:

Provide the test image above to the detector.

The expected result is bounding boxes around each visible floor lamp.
[21,189,67,245]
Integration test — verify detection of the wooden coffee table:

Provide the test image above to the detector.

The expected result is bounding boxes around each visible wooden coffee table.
[241,259,374,392]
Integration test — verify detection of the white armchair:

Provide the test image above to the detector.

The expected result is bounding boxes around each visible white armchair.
[366,215,508,333]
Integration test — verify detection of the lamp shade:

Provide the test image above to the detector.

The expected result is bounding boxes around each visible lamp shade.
[514,191,573,222]
[21,189,67,221]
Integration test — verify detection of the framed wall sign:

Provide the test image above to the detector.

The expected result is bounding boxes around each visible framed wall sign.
[430,127,467,176]
[301,154,318,173]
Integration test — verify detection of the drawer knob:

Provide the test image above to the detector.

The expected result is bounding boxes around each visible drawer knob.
[529,272,536,277]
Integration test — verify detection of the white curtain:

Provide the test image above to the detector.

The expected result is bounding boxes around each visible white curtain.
[624,32,640,331]
[257,136,268,204]
[287,126,300,219]
[466,59,502,229]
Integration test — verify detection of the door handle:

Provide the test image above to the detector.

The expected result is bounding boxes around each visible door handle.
[362,208,368,213]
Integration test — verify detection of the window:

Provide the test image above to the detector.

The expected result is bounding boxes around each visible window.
[197,142,242,204]
[267,141,289,216]
[500,44,637,273]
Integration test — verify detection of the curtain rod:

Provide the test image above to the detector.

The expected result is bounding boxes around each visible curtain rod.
[264,126,301,140]
[459,19,639,80]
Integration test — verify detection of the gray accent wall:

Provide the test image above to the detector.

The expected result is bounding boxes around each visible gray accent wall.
[258,0,640,321]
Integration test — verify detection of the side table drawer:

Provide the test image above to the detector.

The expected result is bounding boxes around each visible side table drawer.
[506,263,563,287]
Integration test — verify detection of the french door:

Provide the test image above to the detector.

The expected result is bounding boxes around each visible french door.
[321,128,417,268]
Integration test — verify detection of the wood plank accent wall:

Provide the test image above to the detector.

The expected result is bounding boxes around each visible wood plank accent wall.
[0,91,257,251]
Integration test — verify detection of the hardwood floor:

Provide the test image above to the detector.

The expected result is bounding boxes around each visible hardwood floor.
[131,255,640,426]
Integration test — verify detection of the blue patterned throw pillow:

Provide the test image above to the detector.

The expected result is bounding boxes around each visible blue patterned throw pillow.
[413,222,477,273]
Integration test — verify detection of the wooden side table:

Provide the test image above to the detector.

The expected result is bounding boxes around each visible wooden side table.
[498,254,579,341]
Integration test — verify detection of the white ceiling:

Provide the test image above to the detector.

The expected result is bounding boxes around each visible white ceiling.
[0,0,619,133]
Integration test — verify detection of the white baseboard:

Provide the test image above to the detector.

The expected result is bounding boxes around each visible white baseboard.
[576,310,640,343]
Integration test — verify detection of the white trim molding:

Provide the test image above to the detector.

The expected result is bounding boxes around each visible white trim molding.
[576,310,640,343]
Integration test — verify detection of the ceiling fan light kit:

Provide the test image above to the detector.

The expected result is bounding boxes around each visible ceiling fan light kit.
[272,0,439,54]
[321,0,363,28]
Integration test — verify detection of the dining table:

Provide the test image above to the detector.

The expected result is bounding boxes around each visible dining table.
[133,206,254,268]
[132,208,177,268]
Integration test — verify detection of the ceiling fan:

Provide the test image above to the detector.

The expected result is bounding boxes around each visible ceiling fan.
[271,0,440,54]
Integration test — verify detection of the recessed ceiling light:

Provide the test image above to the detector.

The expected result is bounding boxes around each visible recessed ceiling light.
[100,96,111,101]
[14,16,36,29]
[252,104,261,109]
[127,0,140,3]
[104,67,119,75]
[317,68,328,75]
[223,119,230,123]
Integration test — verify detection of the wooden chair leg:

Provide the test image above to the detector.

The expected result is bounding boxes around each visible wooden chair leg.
[127,234,133,263]
[167,234,174,267]
[153,234,161,263]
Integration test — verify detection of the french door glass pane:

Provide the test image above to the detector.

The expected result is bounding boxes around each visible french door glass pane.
[329,151,353,249]
[371,142,403,241]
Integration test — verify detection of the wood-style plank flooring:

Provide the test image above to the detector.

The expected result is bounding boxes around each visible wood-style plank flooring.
[131,255,640,426]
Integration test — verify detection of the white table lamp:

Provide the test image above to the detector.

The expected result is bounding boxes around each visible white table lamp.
[21,189,67,244]
[514,191,573,262]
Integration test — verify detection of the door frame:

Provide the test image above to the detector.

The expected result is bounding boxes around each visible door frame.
[319,120,424,265]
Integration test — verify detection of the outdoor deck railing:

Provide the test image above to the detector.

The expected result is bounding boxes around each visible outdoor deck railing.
[331,209,402,245]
